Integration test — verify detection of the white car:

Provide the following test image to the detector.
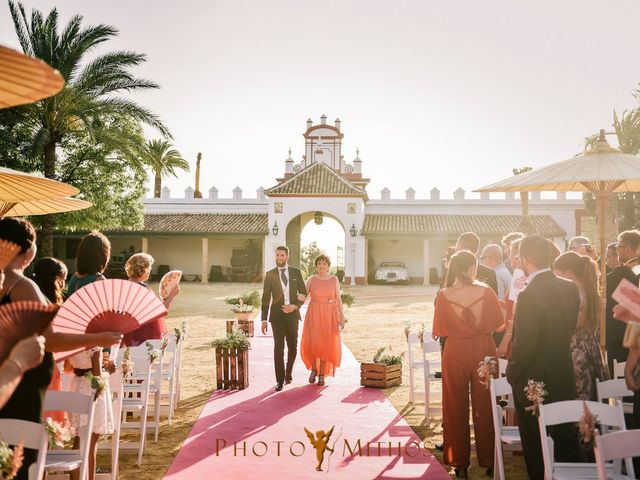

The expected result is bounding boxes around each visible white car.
[375,262,410,284]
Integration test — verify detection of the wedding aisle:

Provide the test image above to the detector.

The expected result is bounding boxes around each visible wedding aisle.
[163,321,449,479]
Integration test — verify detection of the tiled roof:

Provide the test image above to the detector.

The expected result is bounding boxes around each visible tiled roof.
[265,162,367,198]
[362,214,566,237]
[133,213,268,234]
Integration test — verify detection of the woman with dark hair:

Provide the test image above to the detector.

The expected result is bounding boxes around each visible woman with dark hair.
[433,250,504,478]
[32,257,68,306]
[67,231,111,292]
[554,251,607,400]
[299,254,344,387]
[0,218,121,480]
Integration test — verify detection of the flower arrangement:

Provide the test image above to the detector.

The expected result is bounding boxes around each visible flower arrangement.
[85,372,108,400]
[160,334,169,354]
[578,401,598,446]
[403,323,426,343]
[340,290,355,307]
[225,290,261,308]
[403,321,410,340]
[212,328,251,350]
[174,320,187,343]
[145,342,160,363]
[121,347,134,377]
[44,417,75,449]
[477,356,498,390]
[372,346,404,366]
[524,379,548,416]
[0,438,23,480]
[229,299,254,314]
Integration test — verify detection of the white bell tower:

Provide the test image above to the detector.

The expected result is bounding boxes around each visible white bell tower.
[302,114,344,171]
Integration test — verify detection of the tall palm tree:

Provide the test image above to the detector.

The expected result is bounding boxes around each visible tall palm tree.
[8,1,170,255]
[140,139,189,198]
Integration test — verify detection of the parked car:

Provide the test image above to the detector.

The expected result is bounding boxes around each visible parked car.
[374,262,410,284]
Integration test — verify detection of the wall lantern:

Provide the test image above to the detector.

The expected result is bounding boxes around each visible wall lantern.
[272,221,279,236]
[350,223,358,237]
[314,211,324,225]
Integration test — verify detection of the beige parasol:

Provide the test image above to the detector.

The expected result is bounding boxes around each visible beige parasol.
[0,45,64,108]
[476,130,640,348]
[1,197,91,217]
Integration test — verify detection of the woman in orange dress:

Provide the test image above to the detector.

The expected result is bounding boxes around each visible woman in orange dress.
[433,251,505,478]
[299,254,344,387]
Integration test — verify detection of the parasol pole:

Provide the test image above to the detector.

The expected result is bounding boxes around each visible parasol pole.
[596,192,608,351]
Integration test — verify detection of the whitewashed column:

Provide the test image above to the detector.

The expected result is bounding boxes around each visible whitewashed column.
[201,237,209,284]
[141,237,149,253]
[423,239,430,286]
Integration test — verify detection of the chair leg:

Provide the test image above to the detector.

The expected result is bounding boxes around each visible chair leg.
[138,405,148,466]
[408,365,415,404]
[154,390,160,442]
[168,376,175,425]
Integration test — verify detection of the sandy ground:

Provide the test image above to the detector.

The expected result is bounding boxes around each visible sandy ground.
[107,283,526,480]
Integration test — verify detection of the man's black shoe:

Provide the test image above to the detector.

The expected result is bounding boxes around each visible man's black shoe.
[275,382,284,392]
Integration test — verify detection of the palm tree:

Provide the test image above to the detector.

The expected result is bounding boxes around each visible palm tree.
[8,1,170,255]
[139,139,189,198]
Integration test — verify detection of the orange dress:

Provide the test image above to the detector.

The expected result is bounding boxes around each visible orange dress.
[433,287,504,470]
[300,276,342,377]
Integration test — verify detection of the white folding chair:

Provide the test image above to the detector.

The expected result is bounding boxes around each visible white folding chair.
[147,334,179,424]
[489,377,521,480]
[97,371,124,480]
[174,331,186,404]
[498,358,508,377]
[594,429,638,480]
[406,332,425,405]
[0,418,48,480]
[597,378,633,415]
[538,400,625,479]
[613,360,626,379]
[422,339,442,422]
[142,339,168,437]
[43,391,96,480]
[118,348,153,466]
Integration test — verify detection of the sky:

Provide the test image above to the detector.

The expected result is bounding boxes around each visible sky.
[2,1,640,257]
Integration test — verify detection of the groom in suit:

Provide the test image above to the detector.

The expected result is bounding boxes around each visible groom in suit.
[506,235,580,479]
[261,246,307,392]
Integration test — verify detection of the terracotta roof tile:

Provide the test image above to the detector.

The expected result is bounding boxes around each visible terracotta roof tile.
[362,214,565,237]
[265,162,367,198]
[137,213,268,234]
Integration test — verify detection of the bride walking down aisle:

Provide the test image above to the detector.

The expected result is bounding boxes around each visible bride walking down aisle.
[300,254,344,387]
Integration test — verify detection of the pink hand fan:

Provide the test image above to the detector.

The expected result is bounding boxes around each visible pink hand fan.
[0,301,58,363]
[53,279,168,361]
[160,270,182,299]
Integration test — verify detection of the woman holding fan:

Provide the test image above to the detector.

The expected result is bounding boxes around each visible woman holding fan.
[0,218,121,480]
[122,253,180,346]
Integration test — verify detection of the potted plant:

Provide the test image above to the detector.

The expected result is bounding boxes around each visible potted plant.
[360,347,403,388]
[212,329,251,390]
[225,290,261,336]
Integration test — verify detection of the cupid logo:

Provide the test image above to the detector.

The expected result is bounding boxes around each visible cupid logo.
[304,425,336,472]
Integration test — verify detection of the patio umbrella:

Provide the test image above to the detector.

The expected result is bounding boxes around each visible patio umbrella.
[1,197,91,217]
[0,45,64,108]
[475,130,640,348]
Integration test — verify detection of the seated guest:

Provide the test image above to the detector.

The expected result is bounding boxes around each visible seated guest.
[122,253,179,346]
[433,251,504,477]
[554,252,606,400]
[507,235,581,480]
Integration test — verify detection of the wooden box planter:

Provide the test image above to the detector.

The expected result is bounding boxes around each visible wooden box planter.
[215,346,249,390]
[226,319,254,337]
[360,362,402,388]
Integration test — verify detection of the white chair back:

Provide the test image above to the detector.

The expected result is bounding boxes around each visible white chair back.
[594,430,638,479]
[613,360,626,379]
[498,358,508,377]
[43,391,96,480]
[489,377,521,480]
[406,332,424,404]
[597,378,632,404]
[421,339,442,422]
[0,419,48,480]
[538,400,626,480]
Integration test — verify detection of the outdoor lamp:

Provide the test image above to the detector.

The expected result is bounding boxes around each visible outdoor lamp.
[350,223,357,237]
[272,221,279,236]
[314,211,323,225]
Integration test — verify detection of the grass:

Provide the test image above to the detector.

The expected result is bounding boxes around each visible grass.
[108,282,526,479]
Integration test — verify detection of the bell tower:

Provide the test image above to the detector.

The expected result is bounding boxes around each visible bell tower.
[303,114,344,171]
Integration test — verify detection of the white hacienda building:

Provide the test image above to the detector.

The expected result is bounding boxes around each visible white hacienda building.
[54,116,586,284]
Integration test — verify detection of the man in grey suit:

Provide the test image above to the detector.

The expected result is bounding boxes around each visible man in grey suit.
[261,246,307,392]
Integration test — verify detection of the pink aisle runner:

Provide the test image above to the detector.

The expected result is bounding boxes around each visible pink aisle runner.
[164,323,449,479]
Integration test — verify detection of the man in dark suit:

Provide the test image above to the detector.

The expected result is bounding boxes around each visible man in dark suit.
[506,235,580,480]
[455,232,498,294]
[261,246,307,392]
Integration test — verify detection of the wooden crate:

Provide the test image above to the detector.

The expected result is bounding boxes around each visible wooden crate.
[226,319,254,337]
[215,346,249,390]
[360,362,402,388]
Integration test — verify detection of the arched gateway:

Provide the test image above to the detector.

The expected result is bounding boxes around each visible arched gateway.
[53,115,581,285]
